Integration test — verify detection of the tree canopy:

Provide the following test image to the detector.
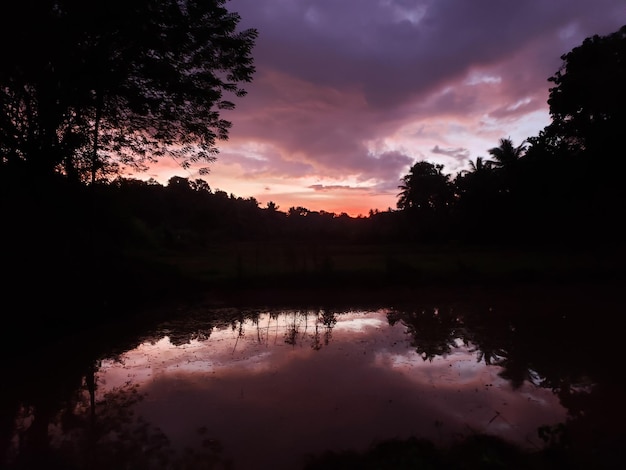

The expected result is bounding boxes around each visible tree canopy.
[546,24,626,162]
[487,138,526,169]
[397,161,452,213]
[0,0,257,182]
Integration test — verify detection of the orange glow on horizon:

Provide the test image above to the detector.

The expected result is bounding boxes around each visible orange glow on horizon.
[252,193,398,217]
[130,161,400,217]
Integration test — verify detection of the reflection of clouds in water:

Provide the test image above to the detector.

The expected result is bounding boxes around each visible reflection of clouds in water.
[377,349,485,376]
[370,336,565,444]
[98,311,494,394]
[91,311,564,468]
[334,315,387,332]
[98,312,322,390]
[99,337,176,389]
[96,308,567,467]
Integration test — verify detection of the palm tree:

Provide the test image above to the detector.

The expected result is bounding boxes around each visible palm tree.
[487,138,526,169]
[397,161,452,212]
[468,156,493,173]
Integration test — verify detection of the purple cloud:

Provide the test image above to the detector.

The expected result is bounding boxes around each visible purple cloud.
[145,1,626,213]
[232,0,625,106]
[431,145,470,161]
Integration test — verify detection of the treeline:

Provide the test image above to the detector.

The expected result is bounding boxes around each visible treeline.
[36,106,625,254]
[102,176,369,246]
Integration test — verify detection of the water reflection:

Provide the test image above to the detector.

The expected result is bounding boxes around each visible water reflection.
[95,310,565,469]
[2,292,624,469]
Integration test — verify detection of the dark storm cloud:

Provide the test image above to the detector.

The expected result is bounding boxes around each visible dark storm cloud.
[232,0,625,106]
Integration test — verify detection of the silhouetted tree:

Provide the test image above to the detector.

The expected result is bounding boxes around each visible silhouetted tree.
[397,161,454,241]
[397,161,452,212]
[266,201,279,212]
[467,156,492,173]
[453,157,500,241]
[0,0,257,182]
[487,138,526,170]
[486,137,526,208]
[542,25,626,241]
[547,25,626,160]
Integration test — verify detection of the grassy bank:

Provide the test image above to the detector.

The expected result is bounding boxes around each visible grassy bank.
[8,241,623,342]
[144,241,626,289]
[113,241,624,310]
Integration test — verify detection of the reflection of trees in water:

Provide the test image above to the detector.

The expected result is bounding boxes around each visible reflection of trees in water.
[388,303,575,388]
[208,308,340,350]
[123,306,342,352]
[158,308,259,347]
[284,310,301,346]
[3,305,265,469]
[387,307,463,361]
[463,309,508,366]
[283,309,338,349]
[388,297,625,468]
[461,307,537,390]
[311,309,338,350]
[5,361,228,470]
[5,299,622,469]
[2,344,93,470]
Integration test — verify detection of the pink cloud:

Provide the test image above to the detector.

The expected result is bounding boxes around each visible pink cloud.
[138,0,626,214]
[308,184,370,192]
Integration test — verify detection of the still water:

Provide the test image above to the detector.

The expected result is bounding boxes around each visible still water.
[97,310,564,469]
[2,288,624,469]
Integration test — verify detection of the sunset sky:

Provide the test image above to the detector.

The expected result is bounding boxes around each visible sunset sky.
[137,0,626,216]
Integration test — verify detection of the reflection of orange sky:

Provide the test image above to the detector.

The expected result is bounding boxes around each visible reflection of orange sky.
[98,310,566,470]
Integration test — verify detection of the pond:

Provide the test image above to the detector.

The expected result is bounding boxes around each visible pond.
[2,285,624,469]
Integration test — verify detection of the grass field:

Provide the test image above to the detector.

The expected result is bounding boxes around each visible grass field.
[140,241,625,290]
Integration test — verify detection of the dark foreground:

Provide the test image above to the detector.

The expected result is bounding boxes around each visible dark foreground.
[2,269,625,469]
